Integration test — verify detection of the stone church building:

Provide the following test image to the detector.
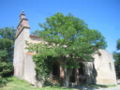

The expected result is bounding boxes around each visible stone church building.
[13,12,117,87]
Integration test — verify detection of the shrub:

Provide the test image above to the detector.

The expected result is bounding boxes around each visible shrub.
[0,61,13,86]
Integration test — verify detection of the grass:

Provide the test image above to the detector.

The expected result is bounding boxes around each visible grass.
[0,77,75,90]
[0,77,117,90]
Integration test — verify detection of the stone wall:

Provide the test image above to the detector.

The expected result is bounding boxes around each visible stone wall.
[13,28,37,85]
[93,49,117,85]
[13,28,28,79]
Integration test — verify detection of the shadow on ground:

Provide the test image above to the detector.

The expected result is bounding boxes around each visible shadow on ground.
[73,84,111,90]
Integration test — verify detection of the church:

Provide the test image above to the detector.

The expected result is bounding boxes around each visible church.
[13,11,117,87]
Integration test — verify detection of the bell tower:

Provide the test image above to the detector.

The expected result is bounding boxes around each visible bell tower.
[16,11,30,38]
[14,11,30,79]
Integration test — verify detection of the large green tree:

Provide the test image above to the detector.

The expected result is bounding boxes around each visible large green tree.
[28,13,106,87]
[0,27,15,86]
[0,27,15,61]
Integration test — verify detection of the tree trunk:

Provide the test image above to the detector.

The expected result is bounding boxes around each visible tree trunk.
[60,65,64,85]
[75,68,80,85]
[60,65,64,80]
[64,68,72,87]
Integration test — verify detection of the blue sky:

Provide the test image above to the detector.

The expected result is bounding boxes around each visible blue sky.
[0,0,120,53]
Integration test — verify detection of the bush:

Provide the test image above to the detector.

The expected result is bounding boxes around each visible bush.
[0,62,13,77]
[0,77,7,87]
[0,27,15,86]
[0,61,13,86]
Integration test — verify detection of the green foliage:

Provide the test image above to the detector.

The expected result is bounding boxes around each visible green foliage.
[0,27,15,85]
[113,39,120,79]
[38,13,106,60]
[0,62,13,77]
[114,52,120,79]
[0,77,7,87]
[0,62,13,87]
[0,39,13,61]
[114,39,120,64]
[117,39,120,50]
[33,55,50,81]
[0,27,15,61]
[0,27,15,40]
[29,13,106,83]
[27,42,57,81]
[114,52,120,65]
